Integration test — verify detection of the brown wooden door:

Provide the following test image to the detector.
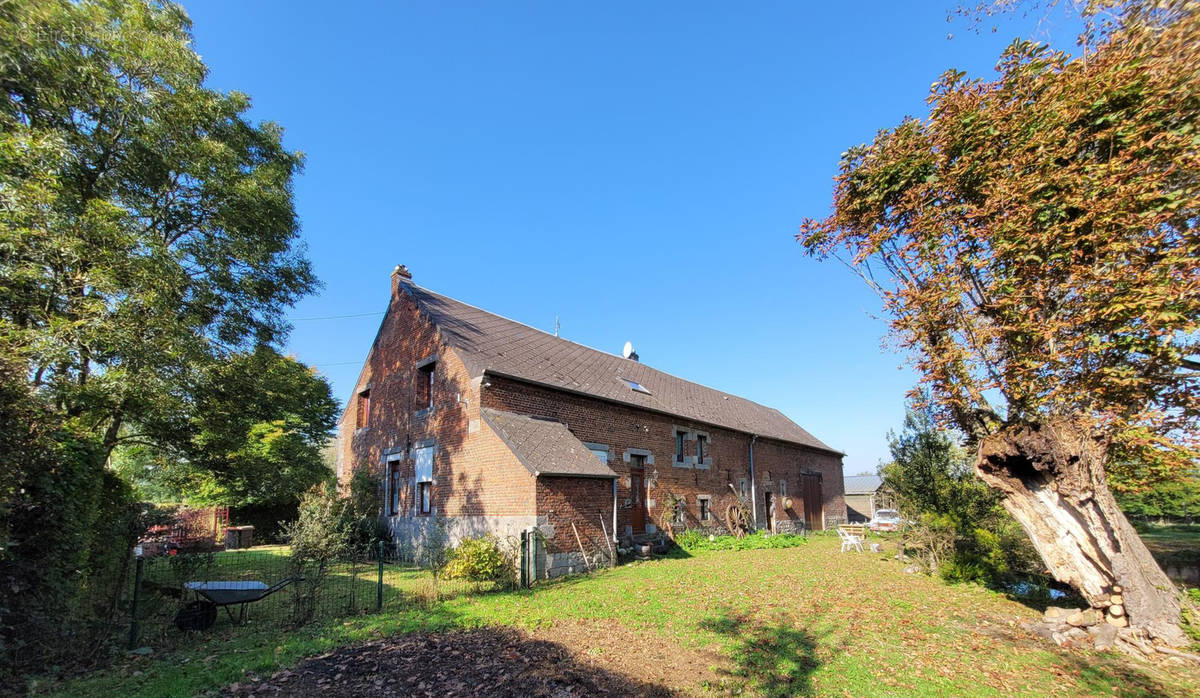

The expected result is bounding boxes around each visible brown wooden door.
[764,491,775,532]
[630,465,647,533]
[800,474,823,531]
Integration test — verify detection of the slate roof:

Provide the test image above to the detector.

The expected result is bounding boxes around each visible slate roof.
[402,281,839,454]
[481,408,618,478]
[843,475,884,495]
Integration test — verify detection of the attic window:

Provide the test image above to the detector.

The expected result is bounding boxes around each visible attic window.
[355,389,370,429]
[621,378,651,395]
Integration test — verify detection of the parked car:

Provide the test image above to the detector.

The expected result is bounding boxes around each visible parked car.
[869,509,903,532]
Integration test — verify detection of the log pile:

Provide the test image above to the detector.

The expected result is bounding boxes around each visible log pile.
[1024,584,1199,662]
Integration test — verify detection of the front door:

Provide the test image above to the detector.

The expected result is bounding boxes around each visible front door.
[764,491,775,532]
[630,460,647,533]
[800,473,823,531]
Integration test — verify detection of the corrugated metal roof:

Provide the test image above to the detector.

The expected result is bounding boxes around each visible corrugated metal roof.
[843,475,884,495]
[481,408,618,478]
[404,281,839,453]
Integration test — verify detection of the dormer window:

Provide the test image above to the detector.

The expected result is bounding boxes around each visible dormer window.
[621,378,651,395]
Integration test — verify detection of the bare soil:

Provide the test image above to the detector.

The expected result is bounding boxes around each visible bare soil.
[221,627,677,697]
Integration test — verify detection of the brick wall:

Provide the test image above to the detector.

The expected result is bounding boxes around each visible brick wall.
[481,375,846,533]
[535,476,613,555]
[337,275,536,549]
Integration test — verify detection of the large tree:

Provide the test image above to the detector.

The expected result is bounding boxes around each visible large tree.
[0,0,315,460]
[800,1,1198,647]
[131,346,338,513]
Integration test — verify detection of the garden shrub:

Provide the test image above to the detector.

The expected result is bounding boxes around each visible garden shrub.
[342,465,388,549]
[283,484,351,625]
[675,529,807,553]
[883,395,1041,587]
[442,535,516,587]
[0,363,143,679]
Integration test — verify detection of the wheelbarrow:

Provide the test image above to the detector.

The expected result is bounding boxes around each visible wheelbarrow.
[174,577,303,631]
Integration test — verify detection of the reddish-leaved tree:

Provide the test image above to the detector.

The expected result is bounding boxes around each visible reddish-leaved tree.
[800,1,1198,647]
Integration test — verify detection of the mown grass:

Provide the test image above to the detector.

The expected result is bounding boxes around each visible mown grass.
[41,536,1200,697]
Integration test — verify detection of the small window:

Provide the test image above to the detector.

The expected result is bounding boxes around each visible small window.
[388,461,400,515]
[355,389,370,429]
[419,481,431,515]
[696,434,707,462]
[675,431,686,462]
[419,363,435,409]
[779,480,787,498]
[589,447,609,463]
[620,377,651,395]
[673,498,686,524]
[415,445,434,515]
[699,497,711,522]
[739,478,748,500]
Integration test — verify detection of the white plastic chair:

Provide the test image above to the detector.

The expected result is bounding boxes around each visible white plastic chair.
[838,526,864,553]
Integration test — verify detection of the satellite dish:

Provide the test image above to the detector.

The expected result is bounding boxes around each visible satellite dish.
[622,341,635,359]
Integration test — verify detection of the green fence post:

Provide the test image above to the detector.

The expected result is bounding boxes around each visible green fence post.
[376,540,384,612]
[520,530,528,588]
[127,550,145,650]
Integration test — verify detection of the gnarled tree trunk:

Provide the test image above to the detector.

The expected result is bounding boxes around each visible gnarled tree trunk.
[975,418,1187,647]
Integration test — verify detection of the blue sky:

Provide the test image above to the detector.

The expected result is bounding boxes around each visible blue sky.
[186,1,1079,475]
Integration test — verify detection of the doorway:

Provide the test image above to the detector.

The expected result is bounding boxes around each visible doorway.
[800,473,823,531]
[630,456,647,533]
[764,491,775,532]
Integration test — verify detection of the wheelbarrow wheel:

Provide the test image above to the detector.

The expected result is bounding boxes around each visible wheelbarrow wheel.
[175,600,217,631]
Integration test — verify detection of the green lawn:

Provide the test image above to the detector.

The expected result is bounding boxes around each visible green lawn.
[1137,522,1200,563]
[41,535,1200,697]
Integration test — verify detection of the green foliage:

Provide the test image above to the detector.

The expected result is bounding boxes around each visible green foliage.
[1117,476,1200,521]
[674,529,808,553]
[0,0,316,464]
[0,361,141,678]
[884,396,1039,585]
[142,347,338,510]
[0,0,321,675]
[442,535,516,587]
[343,466,388,549]
[881,396,994,522]
[283,485,351,625]
[1182,588,1200,646]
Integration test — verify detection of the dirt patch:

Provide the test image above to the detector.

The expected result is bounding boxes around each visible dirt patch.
[222,627,675,697]
[530,618,724,690]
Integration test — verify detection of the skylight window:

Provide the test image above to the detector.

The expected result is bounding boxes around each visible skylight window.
[621,378,652,395]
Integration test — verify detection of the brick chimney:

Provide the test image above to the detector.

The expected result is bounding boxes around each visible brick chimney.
[391,264,412,297]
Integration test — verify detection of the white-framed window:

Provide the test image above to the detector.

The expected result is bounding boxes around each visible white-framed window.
[415,445,434,515]
[387,456,402,515]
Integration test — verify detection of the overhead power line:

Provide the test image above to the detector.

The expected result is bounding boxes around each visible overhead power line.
[291,311,384,322]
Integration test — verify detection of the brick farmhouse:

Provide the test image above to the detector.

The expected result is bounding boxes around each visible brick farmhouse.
[337,266,846,577]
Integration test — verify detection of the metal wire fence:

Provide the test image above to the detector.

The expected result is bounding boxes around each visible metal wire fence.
[124,541,494,652]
